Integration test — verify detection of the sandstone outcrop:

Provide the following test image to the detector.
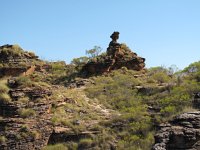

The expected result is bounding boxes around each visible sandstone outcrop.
[81,32,145,77]
[0,78,53,149]
[0,117,52,150]
[153,111,200,150]
[0,44,39,77]
[0,108,53,150]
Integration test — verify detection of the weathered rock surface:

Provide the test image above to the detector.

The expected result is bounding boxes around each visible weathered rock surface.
[0,44,38,61]
[153,111,200,150]
[0,81,53,149]
[0,43,120,149]
[0,118,52,150]
[65,78,94,88]
[81,32,145,77]
[9,87,52,100]
[0,44,39,77]
[0,109,52,150]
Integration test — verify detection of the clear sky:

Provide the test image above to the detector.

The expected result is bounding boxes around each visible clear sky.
[1,0,200,69]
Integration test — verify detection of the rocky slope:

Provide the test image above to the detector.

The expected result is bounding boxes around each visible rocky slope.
[0,44,121,149]
[0,39,199,150]
[153,111,200,150]
[0,44,40,77]
[0,77,53,149]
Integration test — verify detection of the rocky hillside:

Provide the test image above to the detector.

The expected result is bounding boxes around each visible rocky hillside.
[0,39,200,150]
[153,111,200,150]
[0,44,139,149]
[0,44,40,77]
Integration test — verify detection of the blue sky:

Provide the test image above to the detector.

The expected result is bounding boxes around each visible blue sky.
[1,0,200,69]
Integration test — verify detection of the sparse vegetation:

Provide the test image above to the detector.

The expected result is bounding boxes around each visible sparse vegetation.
[18,108,36,118]
[0,44,23,57]
[83,64,200,149]
[85,70,154,149]
[18,97,29,104]
[0,136,7,143]
[78,138,93,149]
[0,93,11,103]
[13,76,33,88]
[0,83,9,93]
[0,79,11,103]
[19,125,41,139]
[42,144,68,150]
[86,46,102,58]
[1,44,200,150]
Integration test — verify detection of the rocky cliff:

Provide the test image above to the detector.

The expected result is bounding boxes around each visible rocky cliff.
[0,34,198,150]
[0,77,53,149]
[153,111,200,150]
[0,44,119,149]
[0,44,39,77]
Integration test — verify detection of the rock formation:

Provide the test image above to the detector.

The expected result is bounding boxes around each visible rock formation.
[0,83,53,149]
[0,44,39,77]
[0,67,54,149]
[153,111,200,150]
[81,32,145,77]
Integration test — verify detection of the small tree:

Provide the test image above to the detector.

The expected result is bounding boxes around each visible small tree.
[71,56,89,66]
[71,56,89,72]
[168,65,179,76]
[86,46,102,58]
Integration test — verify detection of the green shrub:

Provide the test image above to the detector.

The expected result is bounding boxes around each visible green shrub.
[42,144,68,150]
[0,80,11,103]
[0,93,11,103]
[18,108,36,118]
[14,134,22,141]
[0,45,23,57]
[183,61,200,73]
[0,136,7,143]
[16,76,33,87]
[28,51,36,57]
[78,138,93,149]
[0,136,7,144]
[161,105,176,117]
[18,97,29,104]
[30,130,41,140]
[66,142,78,150]
[151,72,170,83]
[19,125,29,132]
[0,83,9,93]
[85,70,154,149]
[19,125,40,139]
[51,61,66,75]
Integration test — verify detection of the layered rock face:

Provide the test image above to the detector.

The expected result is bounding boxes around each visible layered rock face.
[0,78,53,149]
[0,117,52,150]
[0,44,39,77]
[153,111,200,150]
[81,32,145,77]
